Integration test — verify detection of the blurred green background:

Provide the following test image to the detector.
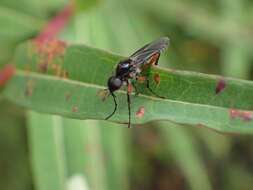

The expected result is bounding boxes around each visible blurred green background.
[1,0,253,190]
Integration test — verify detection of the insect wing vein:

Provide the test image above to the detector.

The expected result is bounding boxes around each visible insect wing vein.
[129,37,169,66]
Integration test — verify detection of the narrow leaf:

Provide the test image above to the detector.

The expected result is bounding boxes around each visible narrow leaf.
[27,112,67,190]
[4,40,253,133]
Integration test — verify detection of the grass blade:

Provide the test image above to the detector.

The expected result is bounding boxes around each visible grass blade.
[63,119,108,190]
[27,112,67,190]
[159,122,212,190]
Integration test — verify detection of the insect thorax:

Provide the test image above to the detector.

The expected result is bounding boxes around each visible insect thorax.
[116,59,132,78]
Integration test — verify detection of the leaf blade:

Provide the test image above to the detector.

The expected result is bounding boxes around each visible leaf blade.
[4,41,253,133]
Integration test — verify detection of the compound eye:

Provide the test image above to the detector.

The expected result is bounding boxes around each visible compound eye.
[108,77,122,92]
[121,63,130,68]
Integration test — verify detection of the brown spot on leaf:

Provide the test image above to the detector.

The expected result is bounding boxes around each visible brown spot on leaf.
[128,83,133,93]
[229,109,240,119]
[97,89,110,101]
[153,73,161,85]
[229,109,253,122]
[33,39,69,77]
[24,63,32,74]
[137,76,146,83]
[136,106,145,118]
[0,64,16,86]
[72,106,78,113]
[65,92,71,101]
[241,111,253,121]
[216,78,226,94]
[25,80,35,97]
[62,70,69,79]
[34,39,67,60]
[37,61,48,73]
[196,123,205,129]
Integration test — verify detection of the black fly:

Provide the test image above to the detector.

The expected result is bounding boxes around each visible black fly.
[105,37,169,128]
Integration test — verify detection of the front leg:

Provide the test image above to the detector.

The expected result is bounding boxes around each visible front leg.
[146,77,165,99]
[136,74,165,99]
[132,82,140,96]
[126,80,132,128]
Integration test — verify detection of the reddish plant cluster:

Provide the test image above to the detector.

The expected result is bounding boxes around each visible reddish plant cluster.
[153,73,161,85]
[0,64,16,87]
[32,3,74,77]
[137,76,146,83]
[36,3,74,43]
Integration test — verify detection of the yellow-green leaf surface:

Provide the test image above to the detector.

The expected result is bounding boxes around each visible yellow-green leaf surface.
[4,41,253,133]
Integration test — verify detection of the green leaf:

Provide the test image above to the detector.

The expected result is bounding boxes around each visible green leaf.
[27,112,67,190]
[74,0,101,12]
[0,6,43,42]
[63,119,108,190]
[160,122,212,190]
[0,5,44,66]
[0,100,32,190]
[0,0,65,19]
[4,41,253,133]
[100,122,130,190]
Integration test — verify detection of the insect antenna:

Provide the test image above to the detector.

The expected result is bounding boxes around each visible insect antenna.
[127,95,131,128]
[105,92,118,120]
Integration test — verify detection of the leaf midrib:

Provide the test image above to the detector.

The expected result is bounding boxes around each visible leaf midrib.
[14,70,232,111]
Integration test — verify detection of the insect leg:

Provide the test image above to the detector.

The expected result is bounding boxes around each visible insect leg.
[132,82,139,96]
[154,53,160,65]
[127,80,132,128]
[105,92,118,120]
[149,53,160,65]
[146,78,165,99]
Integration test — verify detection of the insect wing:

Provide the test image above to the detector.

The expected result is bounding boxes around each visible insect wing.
[129,37,169,65]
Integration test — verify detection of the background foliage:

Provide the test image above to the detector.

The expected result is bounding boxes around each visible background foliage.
[1,0,253,190]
